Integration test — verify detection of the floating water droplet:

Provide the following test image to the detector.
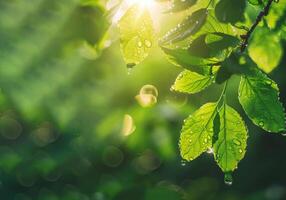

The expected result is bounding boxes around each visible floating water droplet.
[135,85,158,108]
[224,172,233,186]
[140,85,158,97]
[232,139,241,146]
[121,114,136,136]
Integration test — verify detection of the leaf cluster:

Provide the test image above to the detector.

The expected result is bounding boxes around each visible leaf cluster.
[112,0,286,181]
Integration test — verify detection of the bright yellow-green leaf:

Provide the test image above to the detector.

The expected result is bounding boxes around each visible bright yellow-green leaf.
[180,103,217,161]
[248,28,283,73]
[172,70,214,94]
[118,5,155,67]
[214,104,248,172]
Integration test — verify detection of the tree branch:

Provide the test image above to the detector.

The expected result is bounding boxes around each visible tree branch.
[240,0,275,53]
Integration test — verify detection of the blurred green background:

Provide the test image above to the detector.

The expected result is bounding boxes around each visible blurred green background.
[0,0,286,199]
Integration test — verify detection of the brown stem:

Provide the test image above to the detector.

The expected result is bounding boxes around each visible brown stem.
[240,0,275,53]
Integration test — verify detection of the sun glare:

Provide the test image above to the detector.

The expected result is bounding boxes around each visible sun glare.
[126,0,156,9]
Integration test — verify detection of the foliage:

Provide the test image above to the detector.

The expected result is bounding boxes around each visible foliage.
[114,0,286,182]
[0,0,286,198]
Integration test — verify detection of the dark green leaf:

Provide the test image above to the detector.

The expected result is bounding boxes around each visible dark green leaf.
[160,9,208,44]
[215,0,246,24]
[161,47,214,74]
[239,69,286,132]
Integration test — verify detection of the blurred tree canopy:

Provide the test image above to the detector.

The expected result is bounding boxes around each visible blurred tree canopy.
[0,0,286,200]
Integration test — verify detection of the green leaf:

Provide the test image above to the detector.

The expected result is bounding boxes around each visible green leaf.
[215,53,243,84]
[166,0,197,12]
[118,5,155,67]
[215,0,245,24]
[162,32,239,74]
[205,32,240,52]
[213,103,248,172]
[248,28,283,73]
[188,32,240,58]
[247,0,264,5]
[180,103,217,161]
[265,0,286,29]
[172,70,214,94]
[196,11,243,37]
[239,70,286,132]
[160,9,208,44]
[161,47,214,74]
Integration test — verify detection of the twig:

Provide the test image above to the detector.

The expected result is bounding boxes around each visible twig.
[240,0,275,53]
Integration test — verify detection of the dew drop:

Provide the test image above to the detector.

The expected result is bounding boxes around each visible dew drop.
[224,172,233,186]
[181,160,187,166]
[232,139,241,146]
[138,41,143,48]
[207,148,214,154]
[266,80,272,86]
[144,40,152,48]
[258,121,264,127]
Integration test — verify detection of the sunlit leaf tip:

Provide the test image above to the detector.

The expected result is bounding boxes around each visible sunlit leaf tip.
[118,5,155,67]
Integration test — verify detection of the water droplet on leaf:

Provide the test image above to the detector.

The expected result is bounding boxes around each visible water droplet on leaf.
[144,40,152,48]
[181,160,187,166]
[232,139,241,146]
[258,121,264,127]
[224,172,233,186]
[207,148,214,154]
